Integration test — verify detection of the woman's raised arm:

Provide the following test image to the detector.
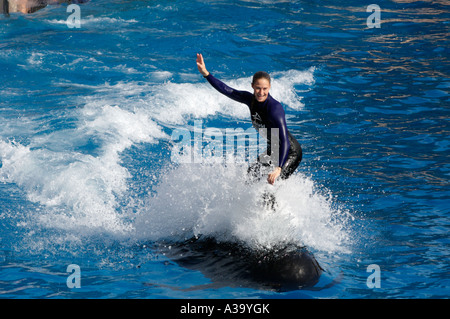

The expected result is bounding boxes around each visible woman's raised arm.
[196,53,210,77]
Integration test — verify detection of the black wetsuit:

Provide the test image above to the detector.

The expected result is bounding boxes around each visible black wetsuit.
[205,73,302,181]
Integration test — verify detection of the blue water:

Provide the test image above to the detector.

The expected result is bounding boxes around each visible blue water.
[0,0,449,299]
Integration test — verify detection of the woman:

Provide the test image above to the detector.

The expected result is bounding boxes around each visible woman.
[196,53,302,185]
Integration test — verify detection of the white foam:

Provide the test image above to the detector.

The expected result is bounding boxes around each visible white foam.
[0,102,167,236]
[133,159,352,253]
[151,71,173,80]
[45,15,138,27]
[271,68,315,110]
[27,52,44,66]
[80,68,315,126]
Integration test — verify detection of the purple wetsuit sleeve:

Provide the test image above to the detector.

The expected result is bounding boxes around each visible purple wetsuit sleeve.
[269,104,291,168]
[204,74,253,105]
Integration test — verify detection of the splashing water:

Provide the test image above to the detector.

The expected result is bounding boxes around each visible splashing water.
[134,159,352,254]
[0,67,352,257]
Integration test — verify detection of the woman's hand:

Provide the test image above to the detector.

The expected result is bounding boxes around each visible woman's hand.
[196,53,209,77]
[267,167,282,185]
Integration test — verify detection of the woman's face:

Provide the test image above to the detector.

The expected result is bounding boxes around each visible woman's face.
[252,78,271,102]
